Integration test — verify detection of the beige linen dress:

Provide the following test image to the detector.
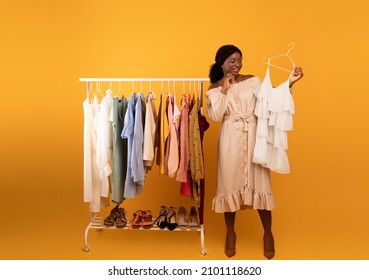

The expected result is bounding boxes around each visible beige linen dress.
[206,77,275,213]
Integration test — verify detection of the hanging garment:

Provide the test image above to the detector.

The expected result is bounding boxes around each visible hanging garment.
[196,107,209,224]
[110,96,128,204]
[206,77,274,213]
[131,92,146,185]
[180,96,194,196]
[95,89,113,198]
[253,63,295,174]
[83,96,109,212]
[156,93,170,174]
[176,95,190,183]
[189,95,205,204]
[166,93,180,178]
[143,92,159,169]
[121,93,142,198]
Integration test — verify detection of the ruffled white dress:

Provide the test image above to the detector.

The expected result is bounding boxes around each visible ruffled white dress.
[206,77,275,213]
[253,65,295,174]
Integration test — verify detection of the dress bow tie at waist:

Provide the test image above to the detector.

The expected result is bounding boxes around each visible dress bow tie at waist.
[224,113,256,131]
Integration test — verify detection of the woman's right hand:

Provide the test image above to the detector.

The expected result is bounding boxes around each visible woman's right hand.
[221,73,236,94]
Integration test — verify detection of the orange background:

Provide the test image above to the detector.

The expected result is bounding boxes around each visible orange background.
[0,0,368,260]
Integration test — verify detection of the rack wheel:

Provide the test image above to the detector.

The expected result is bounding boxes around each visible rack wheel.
[84,245,90,252]
[201,248,207,255]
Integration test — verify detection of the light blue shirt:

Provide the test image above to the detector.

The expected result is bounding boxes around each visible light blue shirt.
[121,93,142,198]
[131,93,146,185]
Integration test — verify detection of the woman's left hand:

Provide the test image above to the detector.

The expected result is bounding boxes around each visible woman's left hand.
[289,66,304,87]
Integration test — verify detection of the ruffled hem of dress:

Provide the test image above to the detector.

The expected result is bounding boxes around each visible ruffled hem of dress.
[212,185,276,213]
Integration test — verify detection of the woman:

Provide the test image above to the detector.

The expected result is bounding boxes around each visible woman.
[206,45,303,259]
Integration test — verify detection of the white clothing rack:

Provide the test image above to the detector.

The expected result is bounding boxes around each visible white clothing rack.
[80,77,209,109]
[80,77,208,256]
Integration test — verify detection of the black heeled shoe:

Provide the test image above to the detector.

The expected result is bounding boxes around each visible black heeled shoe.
[154,206,168,229]
[166,207,178,231]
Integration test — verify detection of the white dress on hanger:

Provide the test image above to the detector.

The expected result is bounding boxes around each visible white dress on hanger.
[95,89,113,197]
[253,64,295,174]
[83,96,109,212]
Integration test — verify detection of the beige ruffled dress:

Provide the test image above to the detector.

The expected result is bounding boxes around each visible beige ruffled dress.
[206,77,275,213]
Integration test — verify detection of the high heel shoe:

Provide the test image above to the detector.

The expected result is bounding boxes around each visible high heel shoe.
[154,206,168,229]
[263,233,275,259]
[225,232,236,258]
[188,206,200,230]
[166,207,178,231]
[177,206,189,230]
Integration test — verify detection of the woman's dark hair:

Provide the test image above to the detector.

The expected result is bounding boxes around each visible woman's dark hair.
[209,45,242,84]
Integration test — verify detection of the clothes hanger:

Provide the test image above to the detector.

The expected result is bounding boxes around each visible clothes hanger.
[94,82,104,101]
[172,80,176,96]
[147,80,156,100]
[87,81,94,103]
[131,81,135,93]
[105,82,113,97]
[115,82,123,98]
[262,43,296,73]
[167,80,171,95]
[194,80,198,102]
[198,81,203,109]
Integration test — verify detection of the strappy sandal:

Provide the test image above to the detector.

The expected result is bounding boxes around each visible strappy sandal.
[141,210,154,229]
[104,205,119,227]
[188,206,200,230]
[177,206,189,230]
[116,208,127,228]
[166,207,178,231]
[153,206,168,229]
[130,210,143,229]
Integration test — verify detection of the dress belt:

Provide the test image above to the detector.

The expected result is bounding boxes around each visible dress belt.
[224,113,256,131]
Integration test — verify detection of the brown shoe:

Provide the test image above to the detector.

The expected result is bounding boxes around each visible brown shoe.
[116,208,127,228]
[225,232,236,258]
[130,210,143,229]
[104,205,119,227]
[263,233,275,259]
[141,210,154,229]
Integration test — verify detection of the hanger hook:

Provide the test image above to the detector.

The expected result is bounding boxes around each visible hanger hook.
[286,42,295,56]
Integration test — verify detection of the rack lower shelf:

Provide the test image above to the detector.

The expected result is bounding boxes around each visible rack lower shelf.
[83,214,207,255]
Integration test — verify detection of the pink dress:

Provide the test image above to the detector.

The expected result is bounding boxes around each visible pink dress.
[206,77,275,213]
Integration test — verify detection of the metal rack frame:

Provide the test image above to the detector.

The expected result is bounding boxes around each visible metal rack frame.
[80,77,209,256]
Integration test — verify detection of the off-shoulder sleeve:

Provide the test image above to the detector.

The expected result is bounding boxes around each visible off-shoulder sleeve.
[205,87,228,122]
